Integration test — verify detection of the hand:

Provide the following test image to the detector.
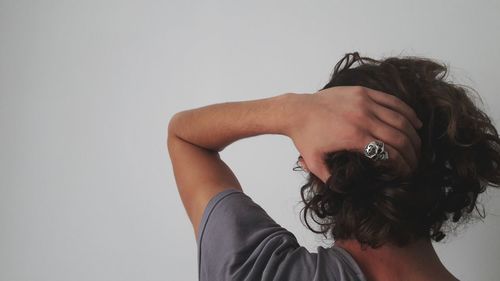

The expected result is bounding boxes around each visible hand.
[287,86,423,184]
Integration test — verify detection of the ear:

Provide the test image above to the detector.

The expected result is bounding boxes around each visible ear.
[298,157,310,173]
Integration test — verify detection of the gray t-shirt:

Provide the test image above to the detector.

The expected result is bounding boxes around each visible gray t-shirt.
[196,188,368,281]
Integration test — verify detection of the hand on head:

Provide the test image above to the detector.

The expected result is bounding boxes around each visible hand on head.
[288,86,423,184]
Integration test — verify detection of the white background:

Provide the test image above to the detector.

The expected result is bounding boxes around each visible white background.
[1,1,499,280]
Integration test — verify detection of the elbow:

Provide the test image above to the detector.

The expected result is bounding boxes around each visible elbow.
[167,112,183,148]
[167,112,183,138]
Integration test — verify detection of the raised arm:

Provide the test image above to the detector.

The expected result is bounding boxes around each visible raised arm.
[166,86,422,238]
[167,92,297,238]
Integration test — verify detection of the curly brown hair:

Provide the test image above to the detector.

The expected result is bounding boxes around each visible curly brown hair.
[295,52,500,249]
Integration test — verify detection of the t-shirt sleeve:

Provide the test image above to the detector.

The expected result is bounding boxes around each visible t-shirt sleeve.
[196,188,316,281]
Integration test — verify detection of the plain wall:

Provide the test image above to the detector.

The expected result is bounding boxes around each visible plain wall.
[1,1,499,280]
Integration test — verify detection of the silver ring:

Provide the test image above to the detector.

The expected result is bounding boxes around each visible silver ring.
[364,140,389,161]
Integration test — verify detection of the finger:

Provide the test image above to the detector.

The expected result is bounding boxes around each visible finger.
[364,88,422,129]
[362,132,413,177]
[366,114,419,171]
[309,151,331,184]
[370,103,422,156]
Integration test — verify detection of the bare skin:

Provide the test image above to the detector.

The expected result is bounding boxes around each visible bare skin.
[288,86,423,184]
[334,238,460,281]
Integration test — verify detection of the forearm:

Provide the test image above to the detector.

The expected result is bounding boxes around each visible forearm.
[168,92,298,152]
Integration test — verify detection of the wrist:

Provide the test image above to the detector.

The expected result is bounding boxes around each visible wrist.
[279,92,310,138]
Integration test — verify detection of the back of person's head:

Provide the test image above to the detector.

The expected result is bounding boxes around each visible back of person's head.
[296,52,500,249]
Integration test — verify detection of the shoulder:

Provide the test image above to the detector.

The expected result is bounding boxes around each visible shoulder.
[197,189,367,281]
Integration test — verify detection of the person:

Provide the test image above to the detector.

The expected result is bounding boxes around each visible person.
[167,52,500,281]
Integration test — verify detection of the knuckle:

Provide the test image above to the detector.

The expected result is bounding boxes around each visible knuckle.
[352,90,366,104]
[393,113,408,129]
[352,87,368,101]
[387,94,400,103]
[350,126,367,145]
[393,133,409,149]
[388,94,405,108]
[355,85,368,95]
[353,97,371,115]
[397,117,408,129]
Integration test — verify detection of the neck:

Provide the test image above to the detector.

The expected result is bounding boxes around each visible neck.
[334,238,459,281]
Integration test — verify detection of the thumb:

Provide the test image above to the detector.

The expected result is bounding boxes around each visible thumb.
[309,153,331,184]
